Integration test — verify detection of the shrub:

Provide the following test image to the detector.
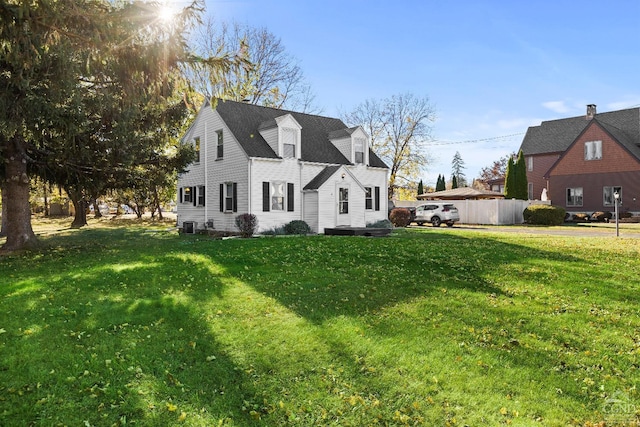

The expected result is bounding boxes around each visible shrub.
[366,219,393,229]
[620,211,633,219]
[590,211,612,222]
[235,213,258,238]
[284,220,311,235]
[572,213,589,222]
[523,205,566,225]
[389,208,412,227]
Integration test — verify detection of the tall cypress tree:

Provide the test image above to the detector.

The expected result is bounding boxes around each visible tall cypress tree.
[515,150,528,200]
[504,156,515,199]
[436,174,446,191]
[417,179,424,198]
[452,175,458,189]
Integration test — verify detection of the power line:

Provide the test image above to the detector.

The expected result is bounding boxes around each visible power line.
[427,132,525,146]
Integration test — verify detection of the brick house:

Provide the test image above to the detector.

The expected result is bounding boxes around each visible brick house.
[519,105,640,214]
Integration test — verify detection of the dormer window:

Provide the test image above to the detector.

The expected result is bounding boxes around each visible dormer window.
[354,137,365,164]
[282,127,298,158]
[194,137,201,163]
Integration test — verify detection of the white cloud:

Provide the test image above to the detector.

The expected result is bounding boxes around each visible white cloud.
[542,101,570,114]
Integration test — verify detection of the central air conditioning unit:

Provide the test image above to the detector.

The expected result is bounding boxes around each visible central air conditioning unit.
[183,221,197,234]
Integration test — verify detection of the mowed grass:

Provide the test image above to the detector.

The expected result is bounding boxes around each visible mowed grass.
[1,220,639,426]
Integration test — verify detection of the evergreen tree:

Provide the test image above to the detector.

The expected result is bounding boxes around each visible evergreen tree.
[436,174,446,191]
[515,150,529,200]
[504,156,516,199]
[452,175,458,189]
[451,151,467,187]
[417,179,424,198]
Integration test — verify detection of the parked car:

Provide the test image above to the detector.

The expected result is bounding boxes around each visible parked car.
[414,202,460,227]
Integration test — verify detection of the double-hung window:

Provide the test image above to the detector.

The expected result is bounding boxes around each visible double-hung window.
[282,128,297,158]
[216,130,223,159]
[219,182,237,212]
[584,140,602,160]
[354,138,365,164]
[603,186,622,206]
[365,187,373,210]
[182,186,192,203]
[566,187,583,207]
[194,137,201,163]
[197,185,205,207]
[262,181,294,212]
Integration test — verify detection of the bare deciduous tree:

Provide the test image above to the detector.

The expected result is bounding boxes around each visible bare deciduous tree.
[343,93,436,199]
[186,17,318,112]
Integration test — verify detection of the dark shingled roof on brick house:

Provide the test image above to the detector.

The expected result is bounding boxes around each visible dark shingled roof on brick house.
[213,99,388,168]
[520,107,640,159]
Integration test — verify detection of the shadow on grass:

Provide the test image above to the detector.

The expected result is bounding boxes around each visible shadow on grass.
[0,228,261,426]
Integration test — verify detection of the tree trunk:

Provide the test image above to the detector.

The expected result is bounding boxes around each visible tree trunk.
[67,188,88,228]
[92,196,102,218]
[153,187,163,220]
[1,136,39,252]
[0,182,7,237]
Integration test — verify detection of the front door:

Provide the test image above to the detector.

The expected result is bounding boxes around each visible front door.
[337,185,350,226]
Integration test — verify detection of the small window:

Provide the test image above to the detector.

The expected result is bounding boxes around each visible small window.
[194,137,200,163]
[182,186,192,203]
[566,187,583,207]
[528,183,533,200]
[584,140,602,160]
[220,182,237,212]
[603,186,622,206]
[282,128,297,158]
[527,156,533,171]
[354,138,365,164]
[197,185,205,207]
[217,130,223,159]
[365,187,373,210]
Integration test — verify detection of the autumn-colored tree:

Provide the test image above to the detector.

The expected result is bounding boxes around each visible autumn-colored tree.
[477,153,514,188]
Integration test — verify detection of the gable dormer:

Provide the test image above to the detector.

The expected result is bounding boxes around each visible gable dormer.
[329,126,369,165]
[258,113,302,159]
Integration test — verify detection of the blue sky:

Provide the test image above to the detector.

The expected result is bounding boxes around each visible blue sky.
[203,0,640,187]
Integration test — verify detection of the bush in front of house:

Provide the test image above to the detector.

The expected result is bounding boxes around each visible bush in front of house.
[284,220,311,235]
[523,205,566,225]
[389,208,412,227]
[571,213,589,222]
[367,219,393,228]
[590,211,613,222]
[235,213,258,237]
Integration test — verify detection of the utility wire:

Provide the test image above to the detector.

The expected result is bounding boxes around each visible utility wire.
[427,132,525,146]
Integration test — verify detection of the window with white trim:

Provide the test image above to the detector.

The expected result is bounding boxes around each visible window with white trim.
[182,186,192,203]
[194,137,201,163]
[216,130,223,159]
[282,128,297,158]
[271,181,285,211]
[603,186,622,206]
[354,138,365,164]
[584,140,602,160]
[262,181,294,212]
[566,187,583,207]
[365,187,373,210]
[527,156,533,171]
[197,185,205,207]
[219,182,237,212]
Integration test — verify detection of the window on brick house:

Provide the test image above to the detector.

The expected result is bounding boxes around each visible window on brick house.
[603,186,622,206]
[584,140,602,160]
[566,187,583,207]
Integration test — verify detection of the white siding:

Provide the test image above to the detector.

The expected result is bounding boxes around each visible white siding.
[249,158,303,232]
[259,126,278,156]
[331,136,352,163]
[303,192,319,232]
[177,106,249,232]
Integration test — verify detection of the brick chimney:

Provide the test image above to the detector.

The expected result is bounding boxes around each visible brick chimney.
[586,104,597,120]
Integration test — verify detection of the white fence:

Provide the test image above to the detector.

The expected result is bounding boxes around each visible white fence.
[395,199,551,225]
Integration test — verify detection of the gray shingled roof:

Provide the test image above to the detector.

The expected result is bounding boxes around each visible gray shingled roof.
[519,107,640,157]
[303,165,342,190]
[213,99,388,168]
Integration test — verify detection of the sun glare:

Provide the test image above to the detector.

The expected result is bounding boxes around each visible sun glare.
[158,3,178,24]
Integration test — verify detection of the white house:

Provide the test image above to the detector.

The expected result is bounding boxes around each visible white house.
[176,99,389,234]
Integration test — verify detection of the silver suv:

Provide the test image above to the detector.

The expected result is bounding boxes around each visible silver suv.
[414,203,460,227]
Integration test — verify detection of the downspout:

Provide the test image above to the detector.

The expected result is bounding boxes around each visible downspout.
[204,122,208,224]
[248,158,252,214]
[299,162,303,220]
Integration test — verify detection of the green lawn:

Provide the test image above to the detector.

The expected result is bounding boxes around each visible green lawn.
[1,220,639,426]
